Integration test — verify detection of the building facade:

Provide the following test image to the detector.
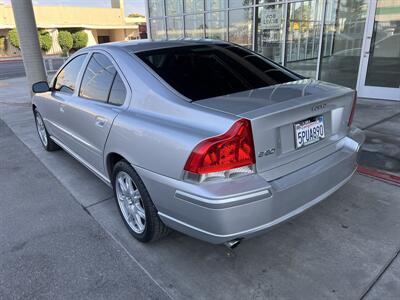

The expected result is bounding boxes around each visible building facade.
[146,0,400,101]
[0,0,146,57]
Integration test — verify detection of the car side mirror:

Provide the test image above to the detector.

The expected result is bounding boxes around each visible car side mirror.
[32,81,50,93]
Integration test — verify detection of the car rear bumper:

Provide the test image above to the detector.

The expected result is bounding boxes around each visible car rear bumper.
[136,127,365,244]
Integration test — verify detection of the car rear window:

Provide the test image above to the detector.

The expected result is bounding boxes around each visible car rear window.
[135,44,300,101]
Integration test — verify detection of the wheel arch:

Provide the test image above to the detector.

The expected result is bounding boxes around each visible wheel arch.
[106,152,127,180]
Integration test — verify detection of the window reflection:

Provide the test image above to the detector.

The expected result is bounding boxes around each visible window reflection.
[229,0,253,8]
[54,55,87,94]
[185,0,204,13]
[166,0,183,16]
[185,14,205,38]
[149,0,164,17]
[80,53,116,102]
[255,4,284,64]
[205,0,228,10]
[206,11,228,40]
[365,0,400,88]
[319,0,368,88]
[167,17,184,39]
[151,19,166,40]
[285,0,322,78]
[229,8,253,48]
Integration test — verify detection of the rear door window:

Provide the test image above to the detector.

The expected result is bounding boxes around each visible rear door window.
[108,73,127,106]
[136,44,299,101]
[79,53,117,102]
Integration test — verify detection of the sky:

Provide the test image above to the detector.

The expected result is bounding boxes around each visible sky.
[3,0,146,16]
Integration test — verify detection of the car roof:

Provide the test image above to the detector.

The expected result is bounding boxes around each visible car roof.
[86,39,230,54]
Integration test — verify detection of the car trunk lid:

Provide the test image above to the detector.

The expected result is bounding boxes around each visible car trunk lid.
[194,79,355,181]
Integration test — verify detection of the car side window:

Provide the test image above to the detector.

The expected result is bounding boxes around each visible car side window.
[79,53,116,102]
[108,73,127,106]
[54,54,87,94]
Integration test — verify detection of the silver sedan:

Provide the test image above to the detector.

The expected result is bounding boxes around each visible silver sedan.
[31,39,365,246]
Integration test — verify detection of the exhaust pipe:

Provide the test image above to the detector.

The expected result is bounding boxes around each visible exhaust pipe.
[224,238,242,250]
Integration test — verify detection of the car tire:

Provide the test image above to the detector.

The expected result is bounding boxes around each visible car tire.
[34,109,60,151]
[112,160,170,243]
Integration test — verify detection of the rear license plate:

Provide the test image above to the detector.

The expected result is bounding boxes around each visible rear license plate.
[294,116,325,149]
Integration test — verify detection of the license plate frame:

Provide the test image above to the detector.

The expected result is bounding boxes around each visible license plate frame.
[294,115,325,149]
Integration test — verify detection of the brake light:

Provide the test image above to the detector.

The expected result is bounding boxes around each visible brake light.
[184,119,255,176]
[348,91,357,127]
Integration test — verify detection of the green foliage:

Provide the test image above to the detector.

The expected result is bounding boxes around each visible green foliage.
[7,28,53,51]
[58,31,73,55]
[128,12,145,18]
[38,30,52,52]
[8,28,19,49]
[72,31,88,50]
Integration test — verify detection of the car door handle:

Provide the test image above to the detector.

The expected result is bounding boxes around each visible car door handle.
[95,116,107,127]
[59,104,65,113]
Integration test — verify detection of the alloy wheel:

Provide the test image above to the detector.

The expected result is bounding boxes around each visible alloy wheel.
[115,171,146,234]
[35,112,48,147]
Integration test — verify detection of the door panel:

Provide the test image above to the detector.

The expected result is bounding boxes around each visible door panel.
[59,52,127,174]
[60,98,120,173]
[46,54,88,142]
[48,92,74,143]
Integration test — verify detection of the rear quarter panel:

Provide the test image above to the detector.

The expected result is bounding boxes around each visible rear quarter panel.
[103,51,238,180]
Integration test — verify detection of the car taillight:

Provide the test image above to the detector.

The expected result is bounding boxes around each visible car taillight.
[348,91,357,127]
[184,119,256,182]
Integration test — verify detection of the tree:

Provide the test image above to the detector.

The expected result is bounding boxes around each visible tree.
[58,31,73,56]
[8,28,52,52]
[38,30,52,52]
[72,31,88,50]
[8,28,19,49]
[128,13,145,18]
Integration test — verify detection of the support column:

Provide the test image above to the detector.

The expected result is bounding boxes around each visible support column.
[10,0,47,95]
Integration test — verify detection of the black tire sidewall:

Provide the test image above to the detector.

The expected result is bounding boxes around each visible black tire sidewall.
[112,160,158,243]
[34,109,50,150]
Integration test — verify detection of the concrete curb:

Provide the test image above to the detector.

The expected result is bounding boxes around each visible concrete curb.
[357,165,400,186]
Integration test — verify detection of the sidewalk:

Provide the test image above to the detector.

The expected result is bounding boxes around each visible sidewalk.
[0,55,65,62]
[1,77,400,299]
[0,119,170,299]
[354,98,400,185]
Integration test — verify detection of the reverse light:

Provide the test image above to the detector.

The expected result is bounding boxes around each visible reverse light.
[348,91,357,127]
[184,119,256,182]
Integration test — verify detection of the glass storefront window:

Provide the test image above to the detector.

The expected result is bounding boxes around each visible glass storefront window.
[185,0,204,13]
[166,0,183,16]
[364,0,400,88]
[255,4,285,64]
[229,8,253,48]
[229,0,254,8]
[149,0,164,18]
[167,17,184,38]
[319,0,368,88]
[257,0,278,3]
[206,11,228,40]
[206,0,228,11]
[151,19,166,39]
[285,0,322,78]
[185,14,205,38]
[149,0,399,100]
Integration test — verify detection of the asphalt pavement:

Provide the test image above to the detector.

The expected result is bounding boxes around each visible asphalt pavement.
[0,118,171,299]
[1,77,400,299]
[0,58,65,80]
